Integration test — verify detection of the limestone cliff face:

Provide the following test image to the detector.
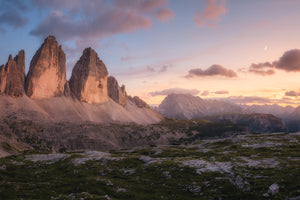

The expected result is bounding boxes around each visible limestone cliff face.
[0,50,25,97]
[25,36,67,99]
[69,47,109,104]
[128,96,150,109]
[107,76,128,106]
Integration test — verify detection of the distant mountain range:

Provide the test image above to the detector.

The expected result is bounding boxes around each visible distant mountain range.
[155,93,300,132]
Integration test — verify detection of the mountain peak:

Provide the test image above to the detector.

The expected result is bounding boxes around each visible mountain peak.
[25,35,67,98]
[69,47,109,104]
[44,35,57,43]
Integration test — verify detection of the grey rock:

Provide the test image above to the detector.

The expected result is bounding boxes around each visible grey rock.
[268,183,279,195]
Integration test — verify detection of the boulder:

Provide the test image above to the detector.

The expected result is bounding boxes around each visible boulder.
[69,47,109,104]
[0,50,25,97]
[268,183,279,195]
[25,36,67,98]
[107,76,128,106]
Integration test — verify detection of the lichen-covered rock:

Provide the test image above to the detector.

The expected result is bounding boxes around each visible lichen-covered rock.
[25,36,67,99]
[107,76,128,106]
[128,96,150,109]
[268,183,279,195]
[69,47,109,104]
[0,50,25,97]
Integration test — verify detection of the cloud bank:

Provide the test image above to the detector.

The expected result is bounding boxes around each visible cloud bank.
[30,0,173,46]
[248,49,300,76]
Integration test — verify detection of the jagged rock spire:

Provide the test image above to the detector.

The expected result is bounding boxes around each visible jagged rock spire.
[69,47,109,104]
[0,50,25,97]
[107,76,128,106]
[25,35,68,98]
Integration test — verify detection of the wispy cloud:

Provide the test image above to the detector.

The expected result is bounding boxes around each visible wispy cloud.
[218,95,300,106]
[214,90,229,94]
[149,88,200,96]
[121,56,137,62]
[154,8,174,22]
[201,90,210,96]
[194,0,226,28]
[186,64,237,78]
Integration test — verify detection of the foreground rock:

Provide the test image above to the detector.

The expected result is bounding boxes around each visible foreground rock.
[107,76,128,106]
[0,50,25,97]
[25,36,68,98]
[69,47,109,104]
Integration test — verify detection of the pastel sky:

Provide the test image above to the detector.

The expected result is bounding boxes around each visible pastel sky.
[1,0,300,106]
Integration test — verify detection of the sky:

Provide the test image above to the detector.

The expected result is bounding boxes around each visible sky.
[1,0,300,106]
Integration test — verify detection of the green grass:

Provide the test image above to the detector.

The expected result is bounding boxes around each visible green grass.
[0,133,299,199]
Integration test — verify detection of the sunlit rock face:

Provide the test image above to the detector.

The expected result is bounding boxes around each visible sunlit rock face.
[69,47,109,104]
[0,50,25,97]
[107,76,128,106]
[25,36,67,99]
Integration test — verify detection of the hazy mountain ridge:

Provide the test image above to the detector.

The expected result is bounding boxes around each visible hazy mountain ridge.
[156,93,298,132]
[157,94,242,119]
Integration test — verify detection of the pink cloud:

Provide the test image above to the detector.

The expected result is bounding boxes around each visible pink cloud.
[186,64,237,78]
[114,0,168,13]
[121,56,137,62]
[214,90,229,94]
[201,90,210,96]
[194,0,226,27]
[154,8,174,22]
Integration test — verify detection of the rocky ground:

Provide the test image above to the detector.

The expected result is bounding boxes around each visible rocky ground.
[0,132,299,199]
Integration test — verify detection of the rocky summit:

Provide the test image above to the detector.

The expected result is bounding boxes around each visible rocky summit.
[69,47,109,104]
[25,36,68,98]
[0,50,25,97]
[128,96,150,109]
[107,76,128,107]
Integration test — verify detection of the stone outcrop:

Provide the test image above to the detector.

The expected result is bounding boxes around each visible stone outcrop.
[107,76,128,106]
[25,36,67,98]
[128,96,150,109]
[0,50,25,97]
[69,47,109,104]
